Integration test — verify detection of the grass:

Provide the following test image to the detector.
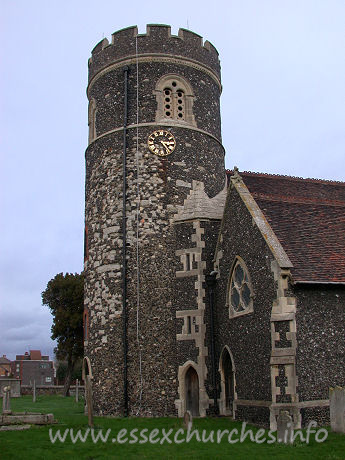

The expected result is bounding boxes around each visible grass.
[0,395,344,459]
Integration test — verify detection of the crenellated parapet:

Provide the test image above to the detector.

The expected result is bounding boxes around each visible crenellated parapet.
[89,24,220,82]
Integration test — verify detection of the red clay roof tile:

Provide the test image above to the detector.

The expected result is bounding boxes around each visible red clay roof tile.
[227,170,345,283]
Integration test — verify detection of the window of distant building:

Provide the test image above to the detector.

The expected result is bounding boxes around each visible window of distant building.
[227,257,253,318]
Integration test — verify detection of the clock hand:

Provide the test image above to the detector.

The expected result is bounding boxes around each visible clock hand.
[161,140,170,155]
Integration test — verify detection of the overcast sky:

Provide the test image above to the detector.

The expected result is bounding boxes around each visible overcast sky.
[1,0,344,361]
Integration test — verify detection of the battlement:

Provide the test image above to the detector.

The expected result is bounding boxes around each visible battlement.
[89,24,220,82]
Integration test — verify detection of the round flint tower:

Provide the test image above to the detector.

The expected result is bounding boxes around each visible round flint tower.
[84,24,226,416]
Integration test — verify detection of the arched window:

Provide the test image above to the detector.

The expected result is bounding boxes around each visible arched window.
[227,258,253,318]
[154,75,196,126]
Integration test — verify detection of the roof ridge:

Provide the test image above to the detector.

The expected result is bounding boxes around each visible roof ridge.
[226,169,345,186]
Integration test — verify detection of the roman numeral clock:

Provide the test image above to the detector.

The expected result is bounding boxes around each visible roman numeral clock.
[147,130,176,157]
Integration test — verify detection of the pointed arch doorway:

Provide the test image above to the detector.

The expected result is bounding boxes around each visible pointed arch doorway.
[219,347,236,416]
[185,366,200,416]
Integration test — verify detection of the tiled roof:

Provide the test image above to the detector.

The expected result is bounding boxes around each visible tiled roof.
[227,170,345,283]
[0,356,11,364]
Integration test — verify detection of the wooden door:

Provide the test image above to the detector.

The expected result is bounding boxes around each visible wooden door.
[222,350,233,411]
[185,366,199,416]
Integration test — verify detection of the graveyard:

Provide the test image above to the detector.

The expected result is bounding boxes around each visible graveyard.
[0,394,344,459]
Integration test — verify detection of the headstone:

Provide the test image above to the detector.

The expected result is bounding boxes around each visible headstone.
[85,375,93,427]
[75,379,79,403]
[0,379,21,398]
[2,386,11,415]
[277,410,294,444]
[330,386,345,433]
[183,410,193,430]
[33,380,36,403]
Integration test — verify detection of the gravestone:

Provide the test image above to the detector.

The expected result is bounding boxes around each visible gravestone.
[183,410,192,430]
[32,380,36,403]
[2,386,11,415]
[0,379,21,398]
[277,410,294,444]
[75,379,79,403]
[85,375,93,427]
[330,386,345,433]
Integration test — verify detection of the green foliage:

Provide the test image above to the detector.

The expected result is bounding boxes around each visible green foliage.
[56,362,67,383]
[42,272,84,363]
[72,360,82,381]
[42,273,84,394]
[56,360,82,384]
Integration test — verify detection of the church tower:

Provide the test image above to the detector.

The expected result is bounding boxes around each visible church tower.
[84,24,226,416]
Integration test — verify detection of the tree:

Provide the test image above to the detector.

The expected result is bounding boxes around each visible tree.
[42,272,84,396]
[56,361,68,385]
[56,359,82,385]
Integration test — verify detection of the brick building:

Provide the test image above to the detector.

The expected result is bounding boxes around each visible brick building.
[83,24,345,428]
[0,355,12,377]
[12,350,54,385]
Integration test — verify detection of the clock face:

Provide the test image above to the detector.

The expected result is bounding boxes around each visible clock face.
[147,130,176,157]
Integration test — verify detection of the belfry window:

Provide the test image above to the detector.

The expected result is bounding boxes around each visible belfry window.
[163,84,185,120]
[228,258,253,318]
[155,75,196,126]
